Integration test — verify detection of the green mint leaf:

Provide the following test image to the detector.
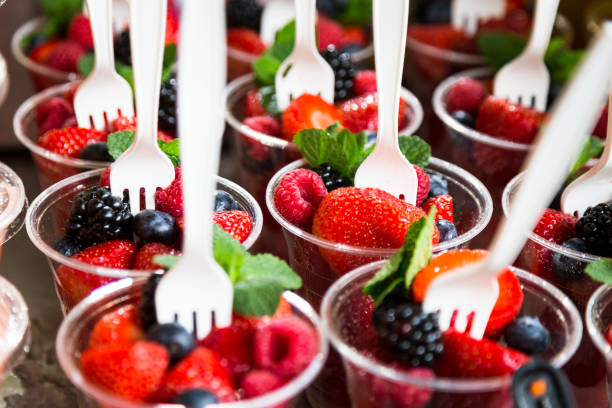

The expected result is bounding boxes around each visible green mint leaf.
[39,0,82,27]
[162,44,177,83]
[213,224,248,282]
[569,136,603,176]
[398,135,431,169]
[253,55,282,86]
[259,86,282,116]
[152,254,180,270]
[547,49,583,84]
[585,260,612,284]
[340,0,373,26]
[268,20,296,61]
[158,139,181,166]
[477,32,526,70]
[115,62,134,90]
[233,277,284,317]
[237,254,302,290]
[362,245,409,305]
[77,53,95,77]
[253,21,295,86]
[293,128,328,167]
[106,131,135,160]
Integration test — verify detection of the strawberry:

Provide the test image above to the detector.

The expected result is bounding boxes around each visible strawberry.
[412,249,523,337]
[155,167,183,218]
[35,97,75,135]
[607,324,612,347]
[38,127,106,157]
[81,341,168,401]
[476,96,546,144]
[435,331,529,378]
[44,41,85,73]
[243,115,281,138]
[212,211,253,243]
[414,165,430,206]
[133,243,180,270]
[338,92,409,133]
[88,305,145,348]
[341,26,367,47]
[281,94,343,140]
[67,14,93,50]
[110,115,174,142]
[316,15,344,51]
[353,70,377,96]
[165,10,179,45]
[313,187,439,274]
[158,346,237,402]
[227,28,266,55]
[245,89,266,117]
[273,169,328,229]
[533,209,577,244]
[29,39,60,64]
[421,194,453,223]
[446,78,488,115]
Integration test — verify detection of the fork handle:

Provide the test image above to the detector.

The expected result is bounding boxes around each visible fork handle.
[87,0,114,70]
[525,0,559,56]
[294,0,317,53]
[129,0,166,148]
[487,22,612,275]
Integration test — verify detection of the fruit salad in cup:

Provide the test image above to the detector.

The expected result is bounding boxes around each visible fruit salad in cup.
[56,236,327,407]
[0,162,28,263]
[225,0,373,81]
[26,167,263,312]
[320,215,582,408]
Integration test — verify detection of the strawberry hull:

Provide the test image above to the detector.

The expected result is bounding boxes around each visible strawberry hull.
[586,285,612,407]
[320,261,582,408]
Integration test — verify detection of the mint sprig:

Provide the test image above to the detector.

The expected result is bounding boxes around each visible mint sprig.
[569,136,603,177]
[339,0,372,26]
[39,0,82,32]
[107,131,180,166]
[154,225,302,317]
[253,21,296,86]
[586,259,612,284]
[363,207,437,305]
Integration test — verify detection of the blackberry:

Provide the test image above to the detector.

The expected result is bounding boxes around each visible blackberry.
[313,164,350,192]
[226,0,263,31]
[321,45,356,102]
[317,0,348,18]
[114,30,131,65]
[159,75,177,134]
[372,301,443,367]
[575,202,612,257]
[65,186,133,247]
[139,271,165,331]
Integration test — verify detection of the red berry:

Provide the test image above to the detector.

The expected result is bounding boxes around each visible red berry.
[340,26,367,47]
[44,41,85,73]
[100,168,111,187]
[281,94,343,141]
[29,39,60,64]
[316,15,344,51]
[68,14,94,49]
[155,167,183,218]
[63,82,80,105]
[408,25,474,53]
[414,165,430,206]
[212,211,253,243]
[273,169,328,229]
[81,341,168,401]
[533,209,577,245]
[476,96,546,144]
[241,370,284,400]
[369,365,434,408]
[421,194,454,223]
[110,115,175,141]
[133,243,180,270]
[35,97,75,135]
[165,10,179,45]
[446,78,488,115]
[88,304,145,348]
[606,324,612,347]
[353,70,377,96]
[38,127,106,158]
[338,92,409,133]
[245,89,266,117]
[254,316,318,378]
[243,115,281,138]
[593,104,608,140]
[478,9,531,37]
[227,28,266,55]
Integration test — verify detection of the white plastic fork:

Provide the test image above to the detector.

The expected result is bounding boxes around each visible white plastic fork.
[423,22,612,340]
[260,0,296,45]
[155,0,232,339]
[451,0,505,36]
[82,0,130,40]
[353,0,418,204]
[562,94,612,217]
[74,0,134,130]
[109,0,174,214]
[275,0,334,110]
[493,0,560,111]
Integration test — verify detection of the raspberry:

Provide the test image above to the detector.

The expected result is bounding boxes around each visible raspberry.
[273,169,328,228]
[243,115,281,138]
[245,89,266,117]
[241,370,284,400]
[446,78,487,115]
[35,97,75,135]
[155,167,183,218]
[353,70,377,96]
[369,365,435,408]
[316,15,344,51]
[68,14,93,50]
[254,316,318,378]
[99,168,111,187]
[44,41,85,73]
[414,165,430,206]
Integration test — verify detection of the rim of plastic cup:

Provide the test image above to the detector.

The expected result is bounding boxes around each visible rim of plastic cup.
[586,284,612,361]
[11,17,82,83]
[321,260,582,392]
[26,168,263,279]
[13,80,112,170]
[0,161,28,247]
[0,52,9,108]
[224,73,425,150]
[501,171,607,263]
[56,277,329,408]
[266,158,493,256]
[0,275,30,373]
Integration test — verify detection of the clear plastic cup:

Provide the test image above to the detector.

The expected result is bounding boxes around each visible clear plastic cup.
[502,172,610,407]
[320,260,582,408]
[586,284,612,405]
[0,276,30,382]
[11,17,81,92]
[56,277,328,408]
[0,161,28,263]
[266,158,493,310]
[225,73,424,257]
[26,169,263,313]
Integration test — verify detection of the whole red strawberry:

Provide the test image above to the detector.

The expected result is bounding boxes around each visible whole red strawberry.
[273,169,328,229]
[35,97,75,135]
[44,41,85,73]
[38,127,106,158]
[81,341,168,401]
[421,194,454,223]
[533,209,577,244]
[476,96,546,144]
[155,167,183,218]
[446,78,488,115]
[281,94,343,140]
[227,28,266,55]
[339,92,409,133]
[88,304,145,348]
[68,14,94,49]
[212,211,253,243]
[133,243,180,270]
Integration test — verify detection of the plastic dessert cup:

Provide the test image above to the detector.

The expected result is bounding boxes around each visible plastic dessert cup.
[266,158,493,310]
[503,172,610,408]
[0,276,30,382]
[586,284,612,405]
[225,73,424,257]
[0,162,28,263]
[11,18,81,92]
[320,260,582,408]
[56,277,328,408]
[26,169,263,313]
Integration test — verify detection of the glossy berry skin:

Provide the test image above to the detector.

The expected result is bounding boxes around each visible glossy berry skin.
[114,30,131,65]
[415,0,450,24]
[435,220,457,243]
[504,316,551,355]
[147,323,196,365]
[51,236,82,257]
[173,389,219,407]
[551,238,589,280]
[575,202,612,257]
[428,174,449,197]
[446,78,487,116]
[273,169,328,228]
[79,142,112,162]
[476,96,546,144]
[226,0,262,31]
[159,75,177,134]
[313,164,349,192]
[451,110,475,129]
[134,210,179,246]
[214,190,239,211]
[321,45,356,101]
[38,127,105,158]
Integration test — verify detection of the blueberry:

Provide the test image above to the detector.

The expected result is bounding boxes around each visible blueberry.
[148,323,196,364]
[504,316,551,355]
[79,142,113,162]
[51,236,82,257]
[214,190,239,211]
[341,44,364,55]
[428,174,449,197]
[435,220,458,243]
[173,389,219,407]
[133,210,179,245]
[450,110,475,128]
[415,0,451,24]
[551,238,589,280]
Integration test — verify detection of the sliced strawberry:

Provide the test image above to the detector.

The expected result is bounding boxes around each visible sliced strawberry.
[281,94,343,141]
[38,127,105,158]
[421,194,453,223]
[227,28,266,55]
[88,304,145,348]
[338,92,409,133]
[133,243,180,270]
[476,96,546,144]
[245,89,266,117]
[212,211,253,243]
